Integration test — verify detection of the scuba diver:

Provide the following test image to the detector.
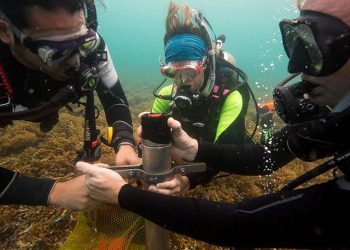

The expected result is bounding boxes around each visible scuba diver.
[78,0,350,248]
[0,0,139,208]
[151,2,256,195]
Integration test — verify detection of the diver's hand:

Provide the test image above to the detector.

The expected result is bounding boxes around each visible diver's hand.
[149,175,190,196]
[137,114,198,161]
[167,117,198,161]
[76,161,127,204]
[115,144,141,165]
[48,175,100,210]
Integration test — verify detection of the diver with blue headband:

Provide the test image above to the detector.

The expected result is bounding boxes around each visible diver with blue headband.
[164,33,206,63]
[151,1,256,196]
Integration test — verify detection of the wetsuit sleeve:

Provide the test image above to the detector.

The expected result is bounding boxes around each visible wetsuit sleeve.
[194,125,298,175]
[95,42,135,149]
[119,179,347,247]
[187,125,298,188]
[0,166,56,205]
[151,85,173,113]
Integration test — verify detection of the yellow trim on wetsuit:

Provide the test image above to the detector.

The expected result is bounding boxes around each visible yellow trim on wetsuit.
[151,84,173,113]
[214,90,243,142]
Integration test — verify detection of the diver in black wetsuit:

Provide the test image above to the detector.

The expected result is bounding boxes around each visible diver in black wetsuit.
[0,0,139,209]
[77,0,350,248]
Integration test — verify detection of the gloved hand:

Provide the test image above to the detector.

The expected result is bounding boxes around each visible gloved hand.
[287,107,350,161]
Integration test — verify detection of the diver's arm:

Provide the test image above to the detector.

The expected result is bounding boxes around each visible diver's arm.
[119,184,241,247]
[119,184,279,247]
[0,166,56,205]
[95,43,135,149]
[97,78,135,148]
[78,160,346,247]
[0,166,98,209]
[194,125,298,175]
[119,182,342,248]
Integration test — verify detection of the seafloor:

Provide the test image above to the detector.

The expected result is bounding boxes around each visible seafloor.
[0,85,331,250]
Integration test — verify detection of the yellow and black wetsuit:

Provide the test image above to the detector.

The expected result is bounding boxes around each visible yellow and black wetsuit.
[152,65,252,188]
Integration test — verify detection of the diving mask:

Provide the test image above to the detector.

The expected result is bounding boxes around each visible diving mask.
[160,60,206,83]
[23,27,100,67]
[280,10,350,76]
[0,8,100,68]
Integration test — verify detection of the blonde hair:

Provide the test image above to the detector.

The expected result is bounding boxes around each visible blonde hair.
[164,1,203,45]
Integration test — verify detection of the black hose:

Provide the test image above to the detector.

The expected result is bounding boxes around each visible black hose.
[281,150,350,191]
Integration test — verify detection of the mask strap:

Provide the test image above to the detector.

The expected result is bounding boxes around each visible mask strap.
[192,9,216,97]
[85,0,98,31]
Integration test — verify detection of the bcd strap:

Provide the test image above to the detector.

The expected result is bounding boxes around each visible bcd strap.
[210,83,233,100]
[0,84,76,121]
[210,61,243,101]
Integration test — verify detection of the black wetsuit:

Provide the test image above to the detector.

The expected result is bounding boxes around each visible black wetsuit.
[0,40,134,206]
[117,124,350,248]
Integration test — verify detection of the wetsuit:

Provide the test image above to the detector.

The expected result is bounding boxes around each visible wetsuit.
[152,63,252,188]
[0,39,134,205]
[116,121,350,248]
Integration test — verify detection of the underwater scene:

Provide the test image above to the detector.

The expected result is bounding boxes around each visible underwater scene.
[100,0,299,98]
[0,0,336,249]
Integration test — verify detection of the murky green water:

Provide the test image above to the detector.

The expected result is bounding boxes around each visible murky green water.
[97,0,298,100]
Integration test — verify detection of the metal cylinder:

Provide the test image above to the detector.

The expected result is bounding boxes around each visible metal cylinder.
[142,140,172,174]
[141,113,171,250]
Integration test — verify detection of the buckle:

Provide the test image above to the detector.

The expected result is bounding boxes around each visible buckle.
[0,94,12,109]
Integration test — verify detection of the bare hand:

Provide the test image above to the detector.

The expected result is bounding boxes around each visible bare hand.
[167,117,198,161]
[48,175,100,210]
[137,114,198,161]
[148,175,190,196]
[115,144,141,165]
[76,161,127,204]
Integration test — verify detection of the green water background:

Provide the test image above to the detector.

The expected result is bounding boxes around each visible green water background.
[96,0,299,100]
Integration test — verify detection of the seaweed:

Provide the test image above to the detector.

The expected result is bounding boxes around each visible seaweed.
[0,84,332,250]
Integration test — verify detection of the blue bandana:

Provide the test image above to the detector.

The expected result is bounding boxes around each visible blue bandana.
[164,34,206,63]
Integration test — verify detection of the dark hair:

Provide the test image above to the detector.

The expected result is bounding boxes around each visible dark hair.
[0,0,91,29]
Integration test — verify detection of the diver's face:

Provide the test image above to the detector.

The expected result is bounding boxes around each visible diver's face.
[302,58,350,106]
[171,60,205,93]
[296,1,350,106]
[9,7,86,81]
